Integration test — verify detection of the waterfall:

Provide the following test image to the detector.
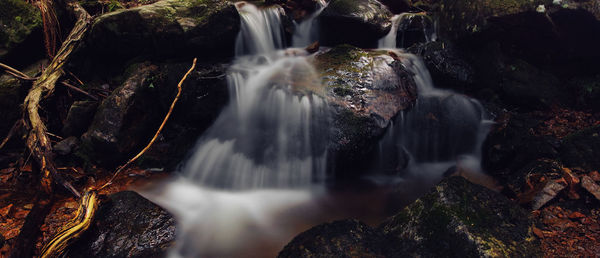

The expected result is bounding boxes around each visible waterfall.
[378,13,437,49]
[373,51,492,183]
[235,2,286,56]
[292,1,327,47]
[183,51,329,190]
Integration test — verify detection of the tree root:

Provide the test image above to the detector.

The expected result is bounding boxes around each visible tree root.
[23,0,91,198]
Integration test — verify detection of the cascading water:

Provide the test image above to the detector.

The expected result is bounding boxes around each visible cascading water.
[143,4,493,257]
[378,13,437,49]
[292,1,327,47]
[184,51,329,190]
[372,51,493,191]
[235,2,286,56]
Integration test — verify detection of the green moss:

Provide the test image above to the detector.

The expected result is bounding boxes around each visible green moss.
[0,0,42,49]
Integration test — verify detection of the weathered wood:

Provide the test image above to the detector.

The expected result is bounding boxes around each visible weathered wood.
[23,0,91,198]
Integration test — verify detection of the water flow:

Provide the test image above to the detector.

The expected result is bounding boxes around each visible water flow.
[378,13,437,49]
[235,2,286,56]
[292,1,327,47]
[374,51,492,182]
[184,51,329,190]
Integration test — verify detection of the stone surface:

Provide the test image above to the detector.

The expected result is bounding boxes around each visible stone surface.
[0,0,41,59]
[408,41,474,91]
[68,191,176,258]
[81,63,163,166]
[62,100,98,137]
[313,45,417,175]
[380,176,541,257]
[319,0,393,48]
[73,0,240,66]
[278,219,397,257]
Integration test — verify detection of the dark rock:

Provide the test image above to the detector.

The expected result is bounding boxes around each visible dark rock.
[482,112,560,174]
[0,0,41,59]
[560,125,600,171]
[278,219,397,257]
[408,41,475,92]
[498,59,563,110]
[313,45,417,176]
[68,191,176,258]
[0,75,22,139]
[81,63,163,166]
[380,176,541,257]
[319,0,392,48]
[394,13,435,49]
[72,0,240,69]
[569,74,600,111]
[62,101,98,137]
[53,136,79,156]
[142,61,230,168]
[378,0,411,14]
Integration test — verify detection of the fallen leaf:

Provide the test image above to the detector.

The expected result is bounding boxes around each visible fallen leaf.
[589,171,600,182]
[532,180,567,210]
[533,226,544,238]
[568,212,586,219]
[581,176,600,200]
[0,204,12,217]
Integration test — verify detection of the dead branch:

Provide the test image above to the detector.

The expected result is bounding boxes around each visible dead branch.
[100,58,198,189]
[0,62,36,80]
[61,81,98,100]
[23,0,91,198]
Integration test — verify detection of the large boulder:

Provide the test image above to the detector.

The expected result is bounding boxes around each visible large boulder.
[68,191,176,258]
[278,219,398,257]
[560,125,600,171]
[379,176,541,257]
[72,0,240,68]
[81,63,163,166]
[313,45,417,175]
[81,60,229,167]
[408,41,474,92]
[318,0,393,48]
[0,0,41,60]
[62,101,99,137]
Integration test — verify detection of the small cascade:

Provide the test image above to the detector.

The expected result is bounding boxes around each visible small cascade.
[378,13,437,49]
[373,52,492,180]
[292,1,328,47]
[184,51,329,190]
[235,2,286,56]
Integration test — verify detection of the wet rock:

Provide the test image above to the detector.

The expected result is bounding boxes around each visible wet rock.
[142,61,230,168]
[393,13,435,49]
[569,75,600,111]
[73,0,240,67]
[81,63,163,166]
[380,176,541,257]
[408,41,475,92]
[319,0,393,48]
[313,45,417,175]
[560,125,600,171]
[62,101,98,137]
[53,136,79,156]
[278,219,397,257]
[68,191,176,258]
[0,0,41,59]
[0,75,22,139]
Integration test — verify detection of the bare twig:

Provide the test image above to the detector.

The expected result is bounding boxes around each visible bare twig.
[0,62,35,80]
[100,58,198,189]
[61,81,98,100]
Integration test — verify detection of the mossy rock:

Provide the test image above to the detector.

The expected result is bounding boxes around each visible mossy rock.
[73,0,240,69]
[312,45,417,176]
[319,0,393,48]
[380,176,542,257]
[0,0,41,58]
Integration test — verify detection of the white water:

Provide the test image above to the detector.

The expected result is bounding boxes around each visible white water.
[292,1,327,47]
[378,13,438,49]
[373,51,492,185]
[235,2,286,56]
[143,3,493,257]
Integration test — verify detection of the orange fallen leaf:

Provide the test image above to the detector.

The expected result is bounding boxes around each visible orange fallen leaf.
[0,204,13,217]
[568,212,586,219]
[533,227,544,238]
